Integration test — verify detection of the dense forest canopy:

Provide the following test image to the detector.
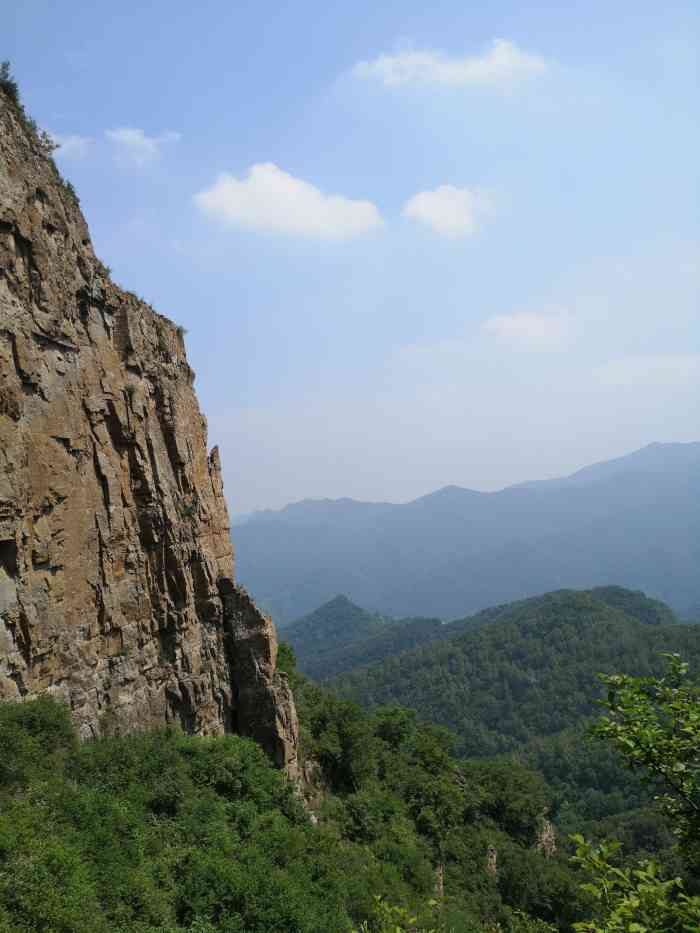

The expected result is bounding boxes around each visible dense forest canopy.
[2,645,699,932]
[280,587,700,847]
[326,588,700,757]
[283,594,459,680]
[286,586,679,684]
[0,689,588,932]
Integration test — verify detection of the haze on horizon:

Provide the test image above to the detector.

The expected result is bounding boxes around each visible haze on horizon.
[7,1,699,513]
[233,440,700,518]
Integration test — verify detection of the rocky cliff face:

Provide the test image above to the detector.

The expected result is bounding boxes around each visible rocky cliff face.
[0,89,298,773]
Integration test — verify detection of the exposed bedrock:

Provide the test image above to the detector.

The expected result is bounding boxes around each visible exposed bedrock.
[0,88,298,775]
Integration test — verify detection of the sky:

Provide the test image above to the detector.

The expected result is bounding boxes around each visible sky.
[6,1,700,513]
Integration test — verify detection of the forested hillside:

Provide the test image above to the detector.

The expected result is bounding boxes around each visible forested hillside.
[0,684,589,932]
[236,442,700,623]
[327,588,700,757]
[1,576,696,931]
[287,586,677,686]
[284,595,461,680]
[4,643,697,932]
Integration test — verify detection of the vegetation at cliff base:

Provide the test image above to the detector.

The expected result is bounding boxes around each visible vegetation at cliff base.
[1,626,700,930]
[0,690,587,932]
[0,699,347,933]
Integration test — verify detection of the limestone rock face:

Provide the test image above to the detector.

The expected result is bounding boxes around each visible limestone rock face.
[0,89,298,774]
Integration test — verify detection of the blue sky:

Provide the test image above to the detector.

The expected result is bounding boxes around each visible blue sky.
[6,1,699,512]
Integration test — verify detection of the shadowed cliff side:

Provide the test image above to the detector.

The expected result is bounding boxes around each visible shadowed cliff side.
[0,86,298,775]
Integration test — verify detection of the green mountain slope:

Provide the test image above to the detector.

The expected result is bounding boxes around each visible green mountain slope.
[287,586,676,684]
[0,686,589,932]
[327,588,700,758]
[284,594,460,680]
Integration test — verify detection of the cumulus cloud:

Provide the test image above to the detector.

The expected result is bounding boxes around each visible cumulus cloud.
[354,38,547,88]
[594,353,700,388]
[49,132,92,159]
[402,185,494,237]
[105,127,181,165]
[482,309,571,350]
[194,163,383,239]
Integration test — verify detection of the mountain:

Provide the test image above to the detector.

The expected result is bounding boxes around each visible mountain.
[326,587,700,758]
[235,442,700,624]
[286,585,678,681]
[284,594,461,680]
[0,83,297,768]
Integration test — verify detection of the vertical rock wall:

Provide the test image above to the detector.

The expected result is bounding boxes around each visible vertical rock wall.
[0,89,297,773]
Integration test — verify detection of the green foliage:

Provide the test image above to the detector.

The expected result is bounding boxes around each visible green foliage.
[320,592,700,916]
[7,623,695,932]
[62,178,80,204]
[288,654,585,931]
[0,694,77,788]
[0,692,582,932]
[290,590,693,843]
[276,639,298,676]
[353,895,439,932]
[328,590,700,759]
[287,589,669,687]
[0,60,39,139]
[592,654,700,873]
[571,656,700,931]
[571,837,700,932]
[283,594,454,681]
[0,699,355,932]
[515,724,650,830]
[0,61,19,104]
[585,587,677,628]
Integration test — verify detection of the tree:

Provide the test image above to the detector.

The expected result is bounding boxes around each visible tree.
[0,61,19,104]
[572,654,700,931]
[593,653,700,871]
[571,836,700,933]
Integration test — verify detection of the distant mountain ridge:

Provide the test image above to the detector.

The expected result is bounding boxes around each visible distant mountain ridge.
[235,442,700,624]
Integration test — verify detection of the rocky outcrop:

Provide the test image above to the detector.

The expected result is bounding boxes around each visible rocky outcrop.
[0,88,298,774]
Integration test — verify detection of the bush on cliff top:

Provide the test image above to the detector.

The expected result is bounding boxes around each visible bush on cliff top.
[0,61,78,203]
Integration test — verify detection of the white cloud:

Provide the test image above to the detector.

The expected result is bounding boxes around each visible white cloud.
[402,185,494,237]
[49,132,92,159]
[483,309,571,350]
[105,127,181,165]
[353,38,547,88]
[594,353,700,388]
[194,163,383,239]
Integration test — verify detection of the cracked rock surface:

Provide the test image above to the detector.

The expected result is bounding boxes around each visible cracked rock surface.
[0,89,298,775]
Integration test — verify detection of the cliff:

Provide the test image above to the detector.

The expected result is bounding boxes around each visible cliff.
[0,88,298,773]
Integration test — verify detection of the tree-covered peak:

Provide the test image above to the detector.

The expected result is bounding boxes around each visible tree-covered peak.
[328,588,700,758]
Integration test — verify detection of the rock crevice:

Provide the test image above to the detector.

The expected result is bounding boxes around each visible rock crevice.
[0,88,298,776]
